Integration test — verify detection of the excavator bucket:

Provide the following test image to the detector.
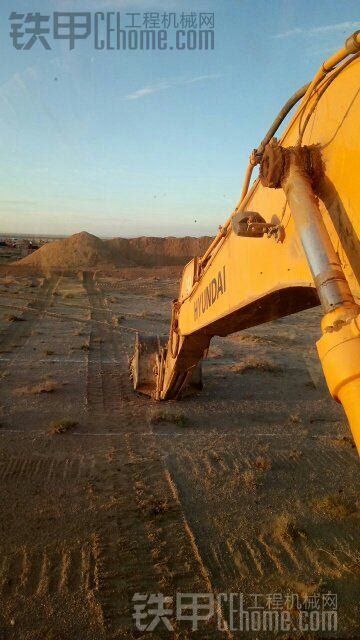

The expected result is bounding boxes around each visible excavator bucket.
[130,333,166,397]
[130,332,203,399]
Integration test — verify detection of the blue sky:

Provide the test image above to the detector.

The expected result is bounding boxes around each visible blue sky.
[0,0,359,237]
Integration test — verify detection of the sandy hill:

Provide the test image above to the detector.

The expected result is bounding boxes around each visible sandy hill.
[106,236,213,267]
[16,232,213,270]
[17,232,134,270]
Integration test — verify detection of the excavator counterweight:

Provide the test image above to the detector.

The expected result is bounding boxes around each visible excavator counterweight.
[130,32,360,453]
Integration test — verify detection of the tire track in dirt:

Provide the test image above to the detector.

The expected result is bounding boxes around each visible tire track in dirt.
[0,538,99,599]
[83,272,228,637]
[166,443,360,598]
[0,447,100,607]
[0,454,96,483]
[0,275,61,372]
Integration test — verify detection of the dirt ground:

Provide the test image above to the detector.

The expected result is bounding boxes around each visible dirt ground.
[0,268,359,639]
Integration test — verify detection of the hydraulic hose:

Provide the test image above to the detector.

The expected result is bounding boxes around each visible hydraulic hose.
[237,83,311,205]
[255,83,310,159]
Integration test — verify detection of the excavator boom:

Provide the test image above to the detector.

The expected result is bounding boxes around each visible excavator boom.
[130,32,360,452]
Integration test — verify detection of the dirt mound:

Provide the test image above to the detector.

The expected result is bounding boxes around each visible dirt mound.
[16,232,213,270]
[16,232,134,270]
[106,236,213,267]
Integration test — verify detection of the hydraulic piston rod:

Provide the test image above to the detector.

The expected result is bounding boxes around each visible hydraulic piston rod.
[260,142,360,451]
[283,149,356,313]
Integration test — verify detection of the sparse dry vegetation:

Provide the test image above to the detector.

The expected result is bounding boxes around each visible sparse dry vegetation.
[231,357,282,374]
[287,449,301,460]
[50,419,78,434]
[140,497,170,517]
[272,515,307,542]
[229,332,271,345]
[149,410,189,428]
[253,456,272,471]
[242,469,257,491]
[15,380,58,395]
[311,493,358,519]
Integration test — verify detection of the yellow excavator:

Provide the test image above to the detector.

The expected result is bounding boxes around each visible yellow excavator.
[130,32,360,453]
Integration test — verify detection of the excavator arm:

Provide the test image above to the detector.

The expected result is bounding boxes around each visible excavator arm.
[131,32,360,452]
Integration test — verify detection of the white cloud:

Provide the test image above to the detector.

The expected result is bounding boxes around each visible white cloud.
[125,86,166,100]
[182,74,222,84]
[124,73,221,100]
[274,21,360,39]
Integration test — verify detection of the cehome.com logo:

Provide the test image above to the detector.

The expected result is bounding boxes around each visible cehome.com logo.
[194,266,226,321]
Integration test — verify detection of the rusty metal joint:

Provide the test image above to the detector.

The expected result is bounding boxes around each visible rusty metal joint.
[260,141,323,190]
